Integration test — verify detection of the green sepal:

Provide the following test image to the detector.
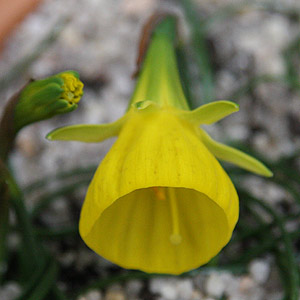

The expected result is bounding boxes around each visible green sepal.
[179,101,239,125]
[21,77,63,100]
[199,129,273,177]
[46,116,127,143]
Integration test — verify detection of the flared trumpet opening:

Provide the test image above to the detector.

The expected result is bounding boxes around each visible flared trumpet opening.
[81,187,230,274]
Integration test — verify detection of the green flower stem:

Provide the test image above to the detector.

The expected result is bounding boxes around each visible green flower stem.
[0,161,9,283]
[233,212,300,244]
[7,170,44,271]
[239,189,299,300]
[231,235,274,265]
[175,45,193,108]
[30,179,91,218]
[273,177,300,205]
[35,226,78,239]
[229,75,283,100]
[283,34,300,90]
[129,16,190,110]
[24,165,96,194]
[0,161,47,279]
[50,286,68,300]
[275,251,291,298]
[0,89,21,161]
[243,202,265,226]
[180,0,215,104]
[16,259,58,300]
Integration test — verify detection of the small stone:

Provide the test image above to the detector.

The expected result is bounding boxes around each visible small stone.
[223,273,240,296]
[249,259,270,284]
[58,252,76,267]
[190,290,204,300]
[16,129,40,158]
[125,280,143,297]
[0,282,21,300]
[239,276,255,292]
[175,279,194,299]
[122,0,157,16]
[150,278,193,300]
[105,285,126,300]
[150,278,177,300]
[193,274,205,290]
[205,272,227,298]
[77,290,102,300]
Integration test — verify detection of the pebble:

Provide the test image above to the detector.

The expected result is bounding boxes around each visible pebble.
[0,282,21,300]
[0,1,294,300]
[77,290,102,300]
[204,272,233,298]
[239,276,255,292]
[105,285,126,300]
[125,280,143,297]
[104,290,126,300]
[150,278,194,300]
[78,290,102,300]
[249,259,270,284]
[190,290,204,299]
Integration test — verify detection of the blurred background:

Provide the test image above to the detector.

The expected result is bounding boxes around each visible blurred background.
[0,0,300,299]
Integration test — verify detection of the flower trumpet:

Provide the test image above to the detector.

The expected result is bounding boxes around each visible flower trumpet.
[47,16,272,274]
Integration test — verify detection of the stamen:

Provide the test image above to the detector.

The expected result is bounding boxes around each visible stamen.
[152,187,166,200]
[167,188,182,245]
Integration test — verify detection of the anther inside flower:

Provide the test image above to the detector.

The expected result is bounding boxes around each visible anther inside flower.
[47,17,272,274]
[59,72,83,104]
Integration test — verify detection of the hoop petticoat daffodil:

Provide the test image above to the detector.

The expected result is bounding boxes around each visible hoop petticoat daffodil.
[47,17,272,274]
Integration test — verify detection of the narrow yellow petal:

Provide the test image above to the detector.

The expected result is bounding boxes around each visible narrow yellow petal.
[46,116,126,143]
[200,129,273,177]
[179,101,239,125]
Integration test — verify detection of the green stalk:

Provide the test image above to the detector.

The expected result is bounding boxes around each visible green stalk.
[8,171,44,272]
[35,226,78,239]
[0,168,9,283]
[16,259,58,300]
[30,179,90,218]
[232,212,300,243]
[180,0,215,104]
[50,286,68,300]
[239,189,299,300]
[129,16,190,110]
[24,165,96,194]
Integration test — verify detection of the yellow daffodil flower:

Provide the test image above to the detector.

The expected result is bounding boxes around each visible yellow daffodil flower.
[47,17,272,274]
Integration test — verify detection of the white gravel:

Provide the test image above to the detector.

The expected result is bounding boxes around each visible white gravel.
[0,0,299,299]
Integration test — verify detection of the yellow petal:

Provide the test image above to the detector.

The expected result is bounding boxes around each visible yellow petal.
[46,116,126,143]
[179,101,239,125]
[79,109,239,274]
[199,129,273,177]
